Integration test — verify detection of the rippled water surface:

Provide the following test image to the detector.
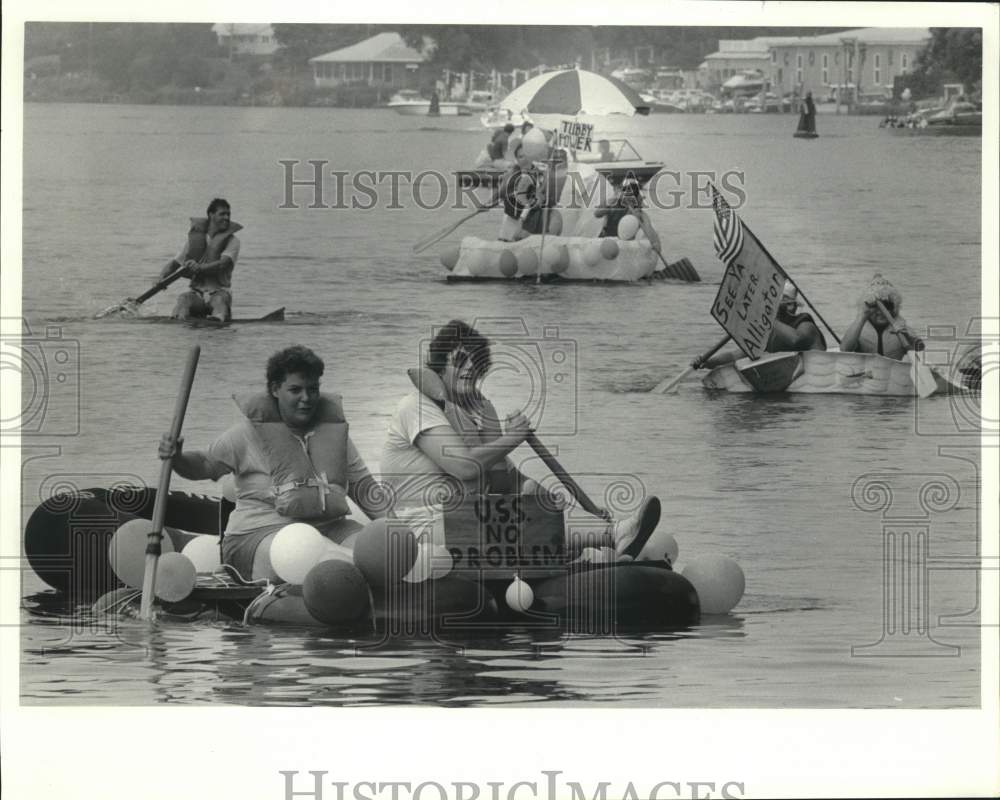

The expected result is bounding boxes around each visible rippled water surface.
[18,103,984,707]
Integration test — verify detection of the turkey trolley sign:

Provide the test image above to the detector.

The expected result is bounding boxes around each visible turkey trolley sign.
[709,185,786,359]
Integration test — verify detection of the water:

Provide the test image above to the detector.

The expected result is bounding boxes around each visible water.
[16,103,984,708]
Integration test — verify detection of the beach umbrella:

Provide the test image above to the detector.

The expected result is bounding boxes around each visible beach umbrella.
[497,69,651,117]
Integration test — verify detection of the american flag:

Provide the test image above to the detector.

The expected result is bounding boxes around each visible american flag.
[712,185,744,267]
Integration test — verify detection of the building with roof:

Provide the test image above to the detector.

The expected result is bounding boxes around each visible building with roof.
[699,37,800,91]
[766,28,930,99]
[212,23,278,57]
[308,32,429,89]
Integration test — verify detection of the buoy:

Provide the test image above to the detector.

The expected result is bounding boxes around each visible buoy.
[517,248,538,275]
[352,518,419,588]
[521,128,548,160]
[181,535,222,574]
[440,245,461,271]
[302,560,372,627]
[220,474,237,503]
[582,240,603,267]
[154,552,197,602]
[505,576,534,612]
[498,249,518,277]
[682,555,745,614]
[109,518,176,589]
[618,214,640,240]
[270,523,348,585]
[600,238,619,260]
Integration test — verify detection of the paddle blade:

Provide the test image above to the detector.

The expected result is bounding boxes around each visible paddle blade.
[653,365,694,394]
[95,299,140,319]
[911,354,939,399]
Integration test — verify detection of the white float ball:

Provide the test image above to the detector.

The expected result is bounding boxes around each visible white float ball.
[269,523,327,585]
[505,577,534,612]
[618,214,640,240]
[220,474,237,503]
[682,555,745,614]
[639,530,679,564]
[154,552,197,602]
[182,535,222,573]
[582,240,603,267]
[521,128,548,160]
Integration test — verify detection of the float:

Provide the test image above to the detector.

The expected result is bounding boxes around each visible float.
[24,486,729,634]
[702,350,973,396]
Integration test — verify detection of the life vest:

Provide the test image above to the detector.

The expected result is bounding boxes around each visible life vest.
[501,165,535,220]
[413,381,515,494]
[186,217,243,288]
[775,310,828,351]
[234,392,350,520]
[857,321,908,360]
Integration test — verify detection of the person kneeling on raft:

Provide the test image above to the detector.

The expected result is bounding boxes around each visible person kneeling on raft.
[692,280,827,370]
[380,319,661,561]
[594,177,661,254]
[495,144,560,242]
[158,345,385,582]
[839,273,921,360]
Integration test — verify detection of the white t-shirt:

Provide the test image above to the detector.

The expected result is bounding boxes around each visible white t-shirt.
[380,391,480,508]
[205,420,371,535]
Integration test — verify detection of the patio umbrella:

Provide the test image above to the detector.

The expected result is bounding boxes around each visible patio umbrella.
[498,69,651,117]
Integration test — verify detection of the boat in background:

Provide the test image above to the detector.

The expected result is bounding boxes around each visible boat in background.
[387,90,470,116]
[481,106,530,129]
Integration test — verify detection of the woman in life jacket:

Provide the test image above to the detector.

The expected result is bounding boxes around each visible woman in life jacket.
[380,319,661,561]
[158,345,385,581]
[840,273,921,360]
[594,178,662,253]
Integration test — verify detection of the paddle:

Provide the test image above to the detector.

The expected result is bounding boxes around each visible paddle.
[655,251,700,283]
[139,345,201,620]
[412,203,498,254]
[653,333,732,394]
[95,264,188,319]
[874,300,937,399]
[406,366,611,520]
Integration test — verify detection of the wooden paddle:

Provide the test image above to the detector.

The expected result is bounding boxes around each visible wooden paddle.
[653,333,732,393]
[406,366,610,520]
[874,300,937,398]
[95,264,188,319]
[139,345,201,620]
[412,202,498,254]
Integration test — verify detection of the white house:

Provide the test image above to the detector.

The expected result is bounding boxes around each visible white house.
[308,32,429,89]
[212,23,279,57]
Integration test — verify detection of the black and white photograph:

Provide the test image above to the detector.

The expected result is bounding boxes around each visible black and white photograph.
[2,1,997,798]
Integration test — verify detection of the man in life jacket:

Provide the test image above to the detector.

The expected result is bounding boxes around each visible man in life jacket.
[840,273,921,360]
[692,280,827,370]
[159,198,241,322]
[381,319,662,561]
[496,144,544,242]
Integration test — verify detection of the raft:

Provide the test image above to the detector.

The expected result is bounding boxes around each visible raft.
[444,235,660,282]
[702,350,970,396]
[24,487,700,634]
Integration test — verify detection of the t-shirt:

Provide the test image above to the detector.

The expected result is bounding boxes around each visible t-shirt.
[380,391,479,507]
[203,420,372,535]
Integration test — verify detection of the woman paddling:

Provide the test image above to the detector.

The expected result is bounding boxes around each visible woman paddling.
[380,319,661,560]
[158,345,385,581]
[840,273,921,360]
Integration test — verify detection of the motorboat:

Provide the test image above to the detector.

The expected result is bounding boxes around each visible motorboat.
[387,90,471,116]
[721,70,766,97]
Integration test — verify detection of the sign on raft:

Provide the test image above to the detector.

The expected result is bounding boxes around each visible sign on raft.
[556,121,594,152]
[444,494,566,579]
[711,226,786,360]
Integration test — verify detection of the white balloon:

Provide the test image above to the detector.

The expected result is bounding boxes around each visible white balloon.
[640,530,679,564]
[505,577,534,612]
[153,552,197,602]
[109,518,175,589]
[270,523,326,585]
[682,555,745,614]
[521,128,548,160]
[618,214,640,240]
[182,535,222,573]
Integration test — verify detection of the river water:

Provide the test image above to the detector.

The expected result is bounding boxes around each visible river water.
[14,102,986,711]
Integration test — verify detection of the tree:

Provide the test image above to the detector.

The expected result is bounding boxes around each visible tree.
[914,28,982,94]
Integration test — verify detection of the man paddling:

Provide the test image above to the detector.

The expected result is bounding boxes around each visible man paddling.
[692,281,826,370]
[159,198,241,322]
[496,145,545,242]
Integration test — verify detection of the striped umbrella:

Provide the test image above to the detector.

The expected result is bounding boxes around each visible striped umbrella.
[498,69,651,117]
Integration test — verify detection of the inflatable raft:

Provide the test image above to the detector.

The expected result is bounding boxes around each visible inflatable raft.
[443,235,662,282]
[25,487,701,633]
[702,350,970,396]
